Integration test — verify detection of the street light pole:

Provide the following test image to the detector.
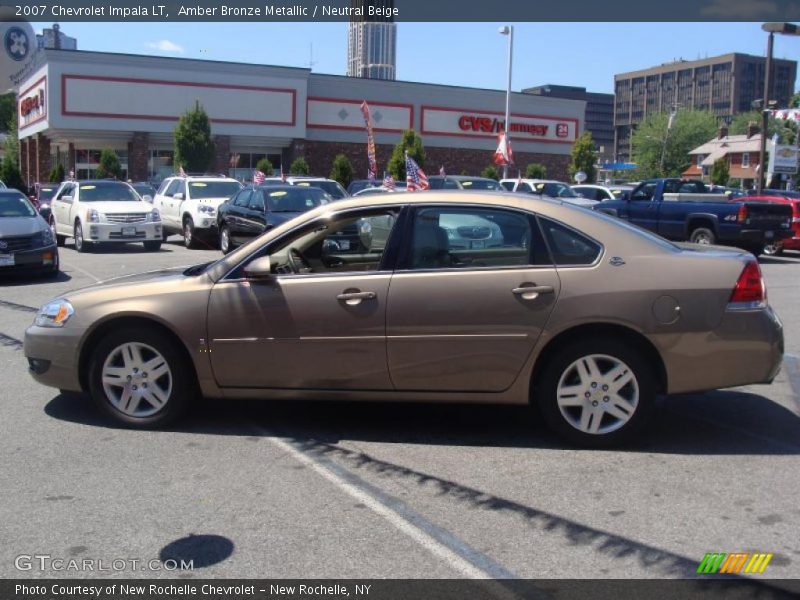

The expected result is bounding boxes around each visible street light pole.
[757,31,774,194]
[499,25,514,180]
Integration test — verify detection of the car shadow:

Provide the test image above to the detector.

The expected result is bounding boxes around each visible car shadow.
[759,255,800,265]
[44,388,800,455]
[0,270,71,286]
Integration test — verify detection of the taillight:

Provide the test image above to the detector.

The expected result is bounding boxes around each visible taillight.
[729,260,766,306]
[737,204,748,224]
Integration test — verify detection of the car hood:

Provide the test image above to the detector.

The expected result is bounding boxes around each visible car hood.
[89,201,151,213]
[0,216,47,237]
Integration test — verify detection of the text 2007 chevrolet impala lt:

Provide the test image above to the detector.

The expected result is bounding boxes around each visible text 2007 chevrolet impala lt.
[24,192,783,447]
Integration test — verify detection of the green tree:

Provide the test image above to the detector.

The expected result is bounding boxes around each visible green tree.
[525,163,547,179]
[49,163,65,183]
[631,109,718,179]
[481,165,500,181]
[0,108,24,191]
[95,148,122,179]
[729,111,797,144]
[569,131,597,183]
[387,129,426,180]
[790,91,800,108]
[290,156,310,175]
[255,157,273,176]
[173,101,215,173]
[710,158,730,186]
[329,154,354,188]
[0,93,15,133]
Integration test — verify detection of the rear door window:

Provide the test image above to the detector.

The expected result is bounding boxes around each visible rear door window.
[538,217,602,266]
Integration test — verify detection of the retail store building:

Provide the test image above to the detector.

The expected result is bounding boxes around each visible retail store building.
[17,49,585,185]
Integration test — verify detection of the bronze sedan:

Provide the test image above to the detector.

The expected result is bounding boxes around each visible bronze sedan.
[24,193,783,447]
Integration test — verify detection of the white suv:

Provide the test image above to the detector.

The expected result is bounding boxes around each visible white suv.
[153,175,242,248]
[51,180,162,252]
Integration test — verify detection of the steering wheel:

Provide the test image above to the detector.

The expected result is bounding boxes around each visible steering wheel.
[287,247,311,273]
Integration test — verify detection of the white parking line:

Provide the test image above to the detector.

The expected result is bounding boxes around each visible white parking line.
[258,432,526,583]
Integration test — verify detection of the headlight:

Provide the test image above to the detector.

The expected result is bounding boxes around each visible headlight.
[86,209,99,223]
[40,227,53,246]
[198,205,215,214]
[146,208,161,222]
[34,299,74,328]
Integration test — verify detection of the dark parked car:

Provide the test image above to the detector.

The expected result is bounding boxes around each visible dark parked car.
[30,182,59,232]
[131,182,157,202]
[217,185,334,253]
[0,190,59,277]
[428,175,504,191]
[347,179,407,195]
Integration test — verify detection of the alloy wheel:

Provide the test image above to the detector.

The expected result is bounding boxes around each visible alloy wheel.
[220,227,230,253]
[555,354,639,435]
[101,342,172,418]
[763,242,782,256]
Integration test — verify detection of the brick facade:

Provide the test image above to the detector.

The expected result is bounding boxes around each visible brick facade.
[35,134,51,184]
[300,140,570,181]
[128,132,149,181]
[212,135,230,174]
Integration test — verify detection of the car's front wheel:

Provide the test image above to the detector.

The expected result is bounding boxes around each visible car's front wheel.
[689,227,715,245]
[88,327,194,428]
[183,217,198,249]
[74,222,90,253]
[537,339,657,447]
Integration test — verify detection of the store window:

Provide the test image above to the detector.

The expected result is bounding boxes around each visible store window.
[148,150,174,185]
[741,153,750,168]
[74,148,128,180]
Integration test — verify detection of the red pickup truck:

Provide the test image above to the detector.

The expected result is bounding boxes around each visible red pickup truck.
[732,194,800,255]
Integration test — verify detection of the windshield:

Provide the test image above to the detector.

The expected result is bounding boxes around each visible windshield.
[0,193,36,217]
[188,181,242,199]
[264,188,330,212]
[295,180,347,199]
[78,182,141,202]
[536,182,579,198]
[459,179,503,190]
[38,186,58,201]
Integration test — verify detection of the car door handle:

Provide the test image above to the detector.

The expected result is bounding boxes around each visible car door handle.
[511,285,554,300]
[336,291,377,306]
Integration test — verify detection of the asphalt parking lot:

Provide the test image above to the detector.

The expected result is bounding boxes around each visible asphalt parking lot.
[0,237,799,584]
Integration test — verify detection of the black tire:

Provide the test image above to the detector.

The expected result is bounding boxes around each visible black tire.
[162,228,170,242]
[183,217,198,249]
[689,227,716,245]
[74,221,90,253]
[536,338,657,448]
[143,240,162,252]
[88,326,195,428]
[762,242,782,256]
[219,225,232,254]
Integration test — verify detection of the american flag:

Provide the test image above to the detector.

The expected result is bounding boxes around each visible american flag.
[383,173,395,189]
[253,170,266,185]
[405,153,429,192]
[178,165,187,177]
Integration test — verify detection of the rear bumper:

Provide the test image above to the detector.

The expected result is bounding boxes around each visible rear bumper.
[656,305,783,394]
[736,228,793,244]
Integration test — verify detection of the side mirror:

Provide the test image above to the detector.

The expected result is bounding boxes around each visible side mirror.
[243,256,272,281]
[173,192,185,200]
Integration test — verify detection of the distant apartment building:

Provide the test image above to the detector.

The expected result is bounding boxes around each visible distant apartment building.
[614,53,797,162]
[524,84,614,161]
[346,1,397,80]
[36,24,77,50]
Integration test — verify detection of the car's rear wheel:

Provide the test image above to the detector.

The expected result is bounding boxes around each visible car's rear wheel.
[537,339,657,447]
[74,222,90,253]
[88,327,194,428]
[763,242,783,256]
[183,217,198,249]
[689,227,715,245]
[219,225,232,254]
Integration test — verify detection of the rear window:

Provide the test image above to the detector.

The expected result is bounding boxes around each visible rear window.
[459,179,503,191]
[538,217,602,265]
[296,180,346,199]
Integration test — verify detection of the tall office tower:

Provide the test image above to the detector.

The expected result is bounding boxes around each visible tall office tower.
[347,1,396,80]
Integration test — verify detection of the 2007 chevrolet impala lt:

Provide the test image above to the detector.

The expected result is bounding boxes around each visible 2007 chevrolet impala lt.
[24,192,783,447]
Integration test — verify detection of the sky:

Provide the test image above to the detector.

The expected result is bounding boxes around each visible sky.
[34,21,800,94]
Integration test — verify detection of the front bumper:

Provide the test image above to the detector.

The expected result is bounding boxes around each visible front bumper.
[0,244,58,274]
[86,222,161,243]
[656,305,784,394]
[24,323,87,392]
[193,216,218,231]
